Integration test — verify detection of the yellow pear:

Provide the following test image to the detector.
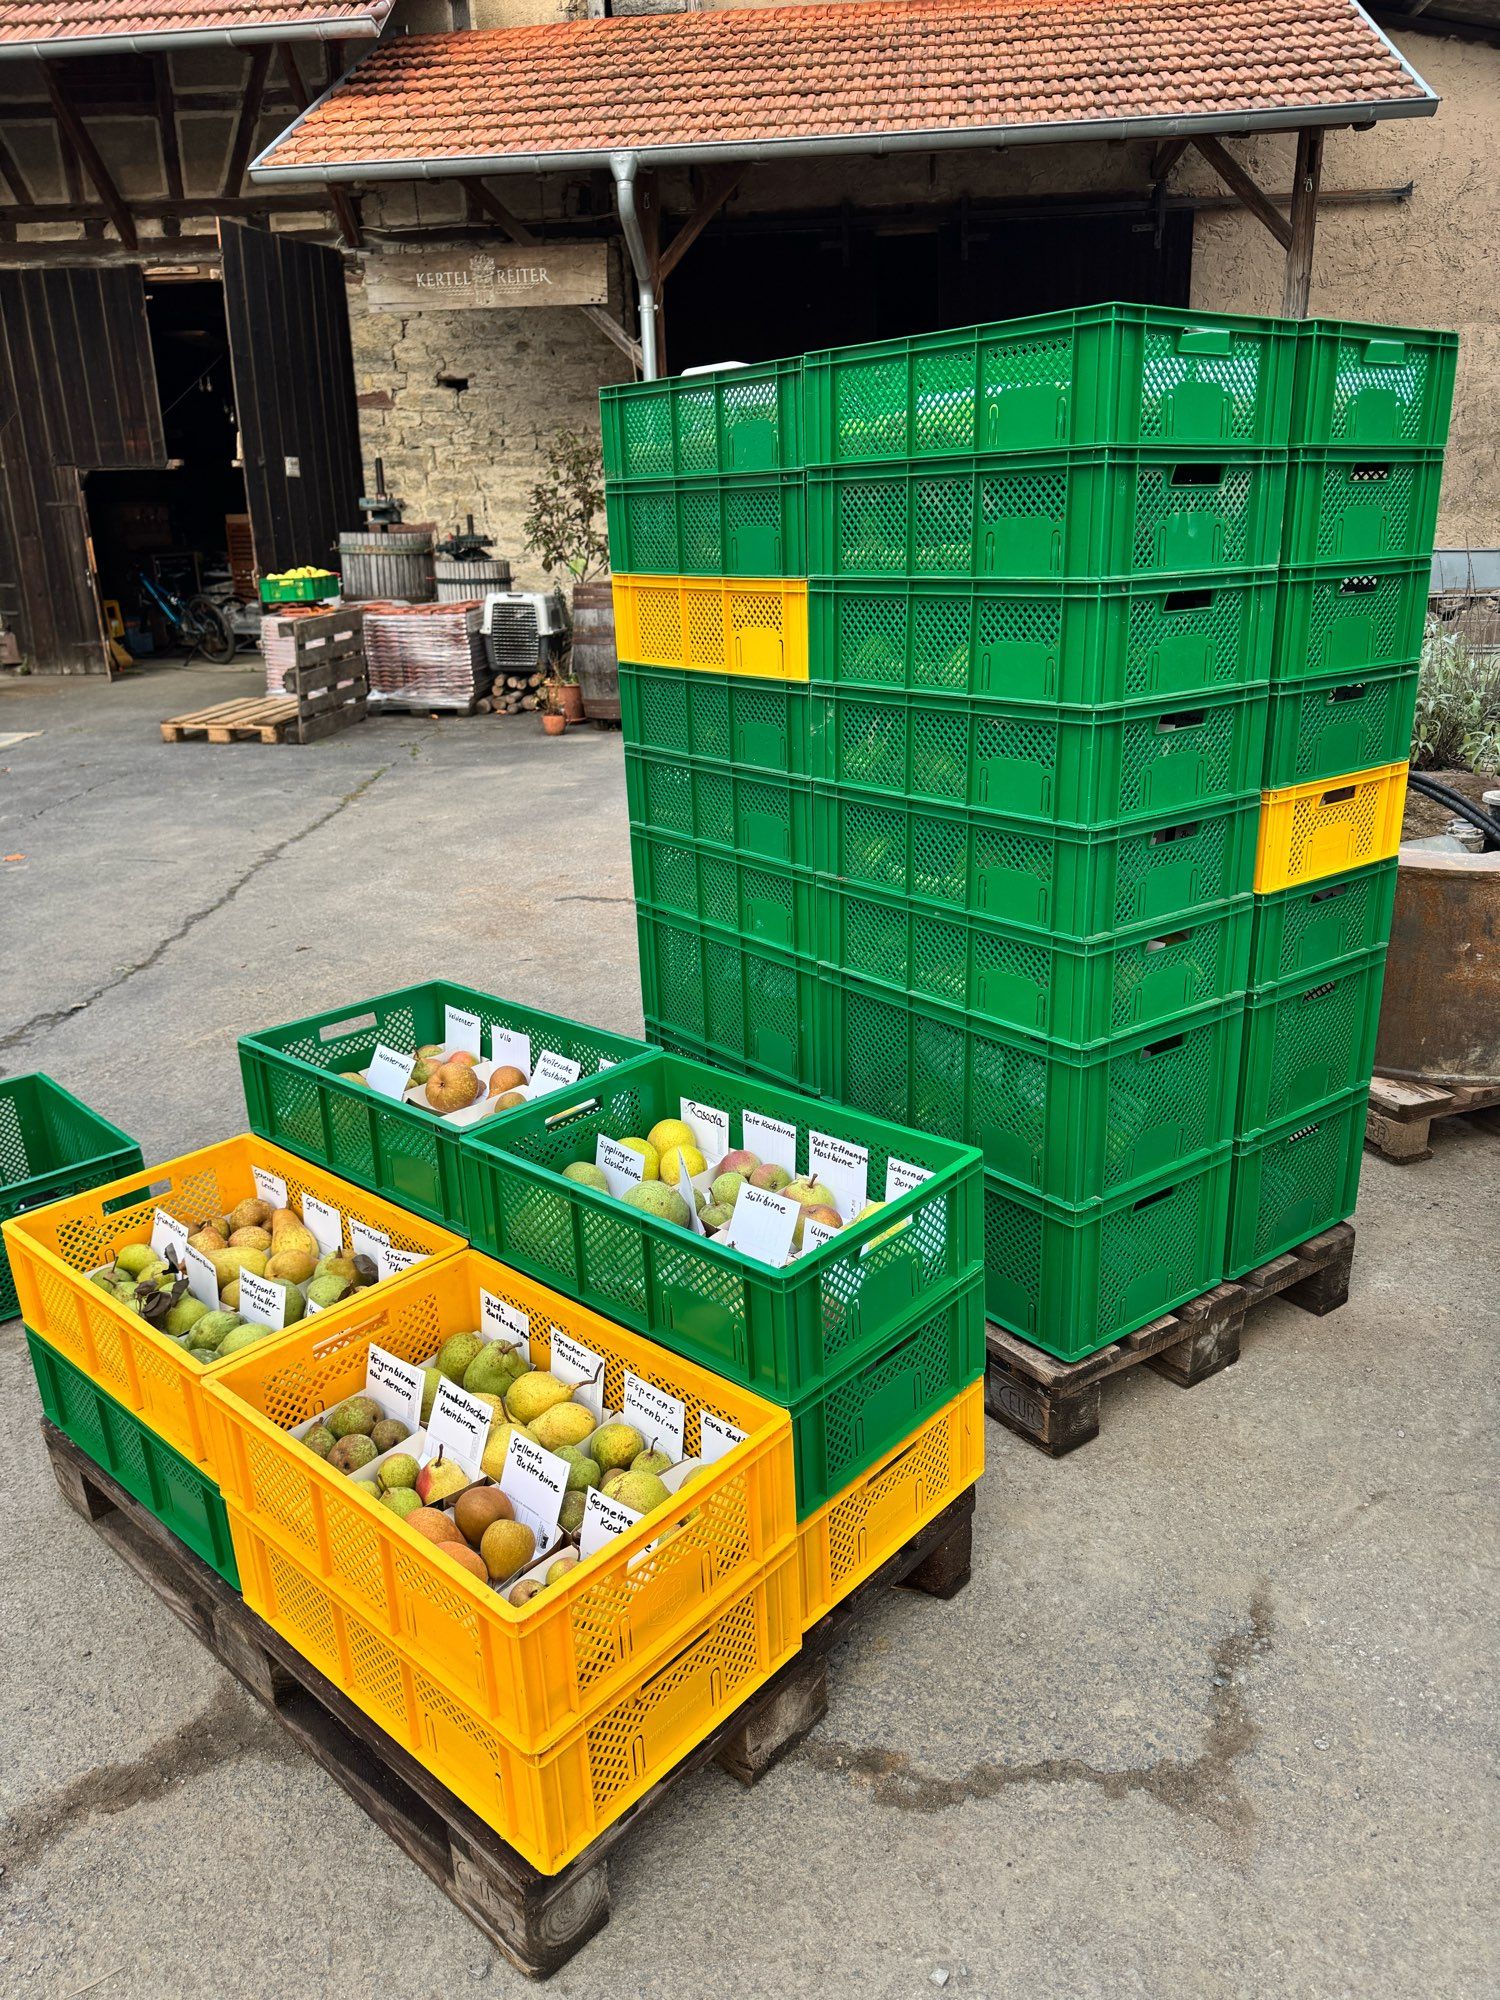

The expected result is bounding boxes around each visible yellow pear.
[505,1371,575,1427]
[268,1207,302,1238]
[269,1223,319,1265]
[481,1422,536,1482]
[210,1245,267,1291]
[266,1248,316,1285]
[530,1401,596,1452]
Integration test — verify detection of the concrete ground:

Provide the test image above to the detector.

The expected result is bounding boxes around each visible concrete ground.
[1,662,1494,2000]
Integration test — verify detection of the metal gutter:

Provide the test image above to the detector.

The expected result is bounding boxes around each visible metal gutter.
[0,12,387,61]
[250,93,1439,186]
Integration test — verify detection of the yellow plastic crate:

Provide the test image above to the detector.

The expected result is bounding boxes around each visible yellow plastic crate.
[612,573,809,681]
[1,1136,464,1472]
[232,1505,801,1874]
[203,1248,797,1752]
[796,1380,984,1630]
[1253,761,1408,894]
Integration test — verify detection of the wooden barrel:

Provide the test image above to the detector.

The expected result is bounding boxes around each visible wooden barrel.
[570,580,620,722]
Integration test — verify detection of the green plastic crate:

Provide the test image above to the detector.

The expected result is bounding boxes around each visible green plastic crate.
[619,664,811,776]
[260,574,339,603]
[1238,946,1387,1137]
[601,358,803,481]
[1291,320,1458,450]
[26,1328,239,1585]
[807,449,1288,582]
[0,1074,142,1323]
[805,304,1297,462]
[238,982,651,1233]
[812,784,1260,936]
[1263,665,1419,788]
[1282,449,1445,569]
[635,906,822,1095]
[1249,860,1398,988]
[810,683,1267,826]
[625,745,812,868]
[807,570,1278,704]
[631,829,819,958]
[1226,1086,1367,1277]
[1274,558,1431,684]
[605,472,806,577]
[819,971,1243,1204]
[983,1154,1233,1361]
[458,1049,985,1420]
[817,877,1252,1044]
[642,1013,788,1098]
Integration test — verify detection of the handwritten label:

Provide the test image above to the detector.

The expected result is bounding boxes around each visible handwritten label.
[426,1378,492,1480]
[597,1056,615,1072]
[699,1411,747,1465]
[677,1155,706,1235]
[490,1024,532,1078]
[885,1157,933,1203]
[679,1097,730,1168]
[724,1182,800,1266]
[184,1243,220,1309]
[499,1430,568,1542]
[596,1133,646,1199]
[480,1290,530,1362]
[365,1042,415,1100]
[150,1209,188,1267]
[301,1193,343,1258]
[251,1167,288,1212]
[349,1218,390,1268]
[443,1003,483,1057]
[579,1484,642,1557]
[380,1245,423,1279]
[549,1329,605,1420]
[237,1267,287,1331]
[809,1131,869,1219]
[803,1217,842,1257]
[365,1345,424,1430]
[743,1110,797,1175]
[530,1049,582,1097]
[622,1374,686,1461]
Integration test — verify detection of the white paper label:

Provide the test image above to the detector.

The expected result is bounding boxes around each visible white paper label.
[499,1430,568,1541]
[803,1217,842,1257]
[480,1290,530,1361]
[579,1484,643,1557]
[677,1155,706,1235]
[549,1329,606,1420]
[743,1110,797,1175]
[251,1167,288,1212]
[490,1024,532,1078]
[530,1049,582,1097]
[699,1411,748,1465]
[365,1345,424,1430]
[621,1373,686,1461]
[809,1131,870,1219]
[380,1245,423,1279]
[885,1156,933,1203]
[724,1182,800,1266]
[596,1134,646,1198]
[426,1378,492,1480]
[150,1209,188,1267]
[597,1056,615,1072]
[184,1243,220,1309]
[443,1004,483,1057]
[237,1267,287,1331]
[300,1193,343,1258]
[679,1097,731,1167]
[365,1042,415,1100]
[349,1218,390,1268]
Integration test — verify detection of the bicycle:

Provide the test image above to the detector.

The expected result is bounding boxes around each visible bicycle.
[132,565,237,665]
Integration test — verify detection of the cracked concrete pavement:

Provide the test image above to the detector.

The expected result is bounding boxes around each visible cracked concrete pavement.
[1,663,1496,2000]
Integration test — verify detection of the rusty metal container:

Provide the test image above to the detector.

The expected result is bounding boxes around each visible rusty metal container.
[570,579,620,722]
[1375,846,1500,1086]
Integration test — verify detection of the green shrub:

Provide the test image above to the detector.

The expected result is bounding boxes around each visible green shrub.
[1412,616,1500,773]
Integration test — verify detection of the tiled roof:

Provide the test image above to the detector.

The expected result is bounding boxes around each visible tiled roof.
[254,0,1432,177]
[0,0,391,52]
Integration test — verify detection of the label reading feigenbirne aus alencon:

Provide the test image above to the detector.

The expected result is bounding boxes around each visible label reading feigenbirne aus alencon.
[364,1345,425,1431]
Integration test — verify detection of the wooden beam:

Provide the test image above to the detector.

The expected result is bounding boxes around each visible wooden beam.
[41,62,137,248]
[1149,138,1189,182]
[656,164,742,284]
[0,230,335,268]
[1191,134,1293,250]
[152,55,183,240]
[0,128,35,207]
[1282,125,1325,318]
[222,46,272,198]
[0,89,300,121]
[457,176,643,369]
[280,46,363,249]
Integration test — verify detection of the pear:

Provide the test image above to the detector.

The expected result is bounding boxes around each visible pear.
[228,1198,273,1234]
[116,1243,161,1279]
[415,1456,469,1506]
[631,1447,673,1478]
[530,1400,595,1452]
[544,1552,580,1588]
[559,1491,588,1534]
[420,1366,442,1424]
[479,1517,536,1583]
[437,1331,484,1383]
[327,1396,381,1438]
[328,1435,378,1474]
[591,1422,645,1474]
[463,1341,526,1399]
[266,1248,316,1286]
[480,1422,536,1483]
[504,1371,575,1427]
[557,1447,601,1492]
[378,1452,420,1492]
[304,1424,336,1459]
[381,1488,423,1519]
[270,1223,319,1266]
[370,1419,411,1455]
[614,1469,670,1515]
[314,1250,358,1287]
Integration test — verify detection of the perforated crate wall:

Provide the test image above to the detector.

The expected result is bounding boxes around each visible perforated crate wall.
[1254,763,1407,894]
[624,745,812,867]
[635,907,822,1094]
[612,574,808,680]
[1273,560,1431,685]
[605,473,805,577]
[601,358,803,480]
[631,830,819,958]
[1291,320,1457,450]
[619,664,811,777]
[1226,1087,1367,1276]
[1248,860,1397,987]
[0,1073,142,1323]
[1282,449,1445,569]
[1238,947,1387,1136]
[1263,667,1419,788]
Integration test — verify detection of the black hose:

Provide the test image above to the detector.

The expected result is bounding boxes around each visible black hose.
[1406,769,1500,850]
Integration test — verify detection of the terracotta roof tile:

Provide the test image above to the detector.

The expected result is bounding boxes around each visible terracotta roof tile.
[0,0,391,51]
[254,0,1432,175]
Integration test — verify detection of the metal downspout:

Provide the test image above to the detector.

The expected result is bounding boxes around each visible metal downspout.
[611,152,659,381]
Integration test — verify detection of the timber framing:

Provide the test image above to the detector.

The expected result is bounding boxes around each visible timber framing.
[457,174,642,368]
[1186,128,1328,317]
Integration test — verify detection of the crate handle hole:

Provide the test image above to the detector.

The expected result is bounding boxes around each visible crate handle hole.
[1141,1033,1185,1058]
[1320,786,1357,805]
[1133,1184,1176,1211]
[1156,710,1206,734]
[1310,881,1351,904]
[1142,930,1191,953]
[1162,589,1214,614]
[1350,464,1391,483]
[1328,684,1368,704]
[1301,982,1338,1003]
[1337,575,1379,596]
[1169,464,1226,488]
[320,1012,378,1042]
[1150,820,1200,846]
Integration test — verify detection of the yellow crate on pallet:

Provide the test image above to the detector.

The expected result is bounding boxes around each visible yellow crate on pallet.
[1,1136,464,1472]
[203,1248,796,1752]
[612,573,809,681]
[1253,760,1408,894]
[797,1379,984,1629]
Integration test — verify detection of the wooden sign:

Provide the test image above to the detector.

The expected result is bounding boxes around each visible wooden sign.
[365,243,608,312]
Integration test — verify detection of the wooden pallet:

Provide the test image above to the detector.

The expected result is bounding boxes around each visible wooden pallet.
[160,695,299,743]
[1365,1073,1500,1164]
[43,1420,972,1979]
[165,609,368,746]
[985,1222,1356,1457]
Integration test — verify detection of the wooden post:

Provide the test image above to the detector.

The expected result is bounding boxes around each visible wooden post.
[223,46,272,199]
[280,46,364,250]
[1282,126,1325,318]
[41,63,137,248]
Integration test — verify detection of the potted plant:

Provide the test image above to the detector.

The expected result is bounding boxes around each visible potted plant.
[539,680,569,736]
[522,428,618,725]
